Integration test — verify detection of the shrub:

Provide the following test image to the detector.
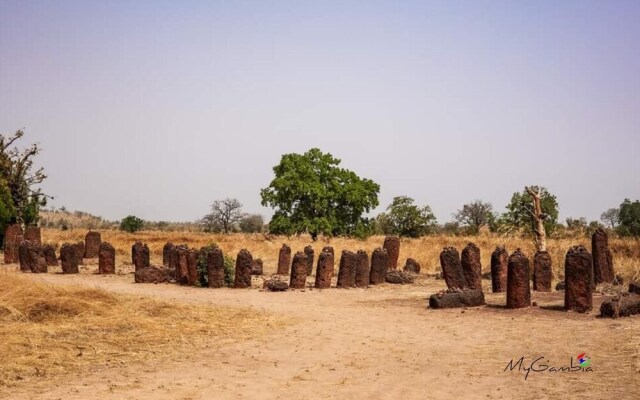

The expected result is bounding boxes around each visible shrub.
[223,255,235,286]
[119,215,144,233]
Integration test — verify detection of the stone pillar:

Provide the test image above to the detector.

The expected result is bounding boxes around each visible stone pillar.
[4,224,23,264]
[43,244,58,266]
[289,252,308,289]
[207,247,225,288]
[175,245,189,285]
[234,249,253,288]
[75,241,85,265]
[277,244,291,275]
[162,242,174,268]
[564,245,593,313]
[131,241,150,271]
[337,250,357,288]
[592,228,614,284]
[533,251,552,292]
[187,248,199,286]
[251,258,264,275]
[506,249,531,309]
[461,243,482,290]
[60,243,79,274]
[304,245,314,276]
[84,231,101,258]
[98,242,116,274]
[354,250,370,288]
[440,247,466,290]
[369,247,388,285]
[322,246,334,258]
[314,250,334,289]
[403,258,421,274]
[18,241,47,273]
[383,236,400,270]
[24,226,41,244]
[490,247,508,293]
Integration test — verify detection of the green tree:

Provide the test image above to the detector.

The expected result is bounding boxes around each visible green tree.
[261,148,380,240]
[617,199,640,237]
[453,200,496,234]
[379,196,437,238]
[119,215,144,233]
[239,214,264,233]
[500,186,559,238]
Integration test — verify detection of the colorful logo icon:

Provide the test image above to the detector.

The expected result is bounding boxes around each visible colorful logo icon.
[577,353,591,368]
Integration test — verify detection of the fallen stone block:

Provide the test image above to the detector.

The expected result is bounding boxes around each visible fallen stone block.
[429,289,485,309]
[600,293,640,318]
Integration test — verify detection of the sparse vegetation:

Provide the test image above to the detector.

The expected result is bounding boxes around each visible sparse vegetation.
[119,215,145,233]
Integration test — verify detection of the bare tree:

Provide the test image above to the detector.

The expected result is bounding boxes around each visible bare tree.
[600,208,619,229]
[453,200,495,234]
[202,198,244,233]
[526,186,548,251]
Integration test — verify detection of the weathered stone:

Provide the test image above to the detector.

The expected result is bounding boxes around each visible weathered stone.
[3,224,23,264]
[264,278,288,292]
[18,241,47,273]
[17,240,29,271]
[600,293,640,318]
[490,247,509,293]
[43,244,58,266]
[162,242,174,267]
[251,258,264,275]
[60,243,79,274]
[630,281,640,295]
[234,249,253,288]
[506,249,531,309]
[337,250,357,288]
[386,270,415,284]
[564,245,593,313]
[74,241,85,265]
[592,228,614,284]
[277,244,291,275]
[289,252,308,289]
[355,250,370,288]
[174,245,189,285]
[533,251,552,292]
[135,266,174,284]
[187,248,199,286]
[369,248,388,285]
[429,289,485,309]
[207,247,225,288]
[84,231,101,258]
[304,245,314,276]
[403,258,421,274]
[440,247,466,290]
[613,275,624,286]
[24,226,41,244]
[461,243,482,290]
[13,234,24,266]
[314,250,334,289]
[131,241,150,271]
[322,246,334,258]
[383,236,400,270]
[556,281,565,291]
[98,242,116,274]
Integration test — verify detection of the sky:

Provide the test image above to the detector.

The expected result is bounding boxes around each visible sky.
[0,0,638,224]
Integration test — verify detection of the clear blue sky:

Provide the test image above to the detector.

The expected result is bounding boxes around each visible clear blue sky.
[1,0,638,223]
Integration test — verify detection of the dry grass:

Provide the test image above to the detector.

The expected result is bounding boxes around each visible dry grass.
[0,272,285,386]
[41,229,640,281]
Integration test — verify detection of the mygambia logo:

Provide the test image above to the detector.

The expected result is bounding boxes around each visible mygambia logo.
[577,353,591,368]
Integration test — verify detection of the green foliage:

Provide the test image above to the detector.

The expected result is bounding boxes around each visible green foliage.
[119,215,144,233]
[223,255,235,286]
[197,244,218,287]
[499,186,559,236]
[453,200,496,235]
[261,148,380,240]
[378,196,437,238]
[239,214,264,233]
[617,199,640,237]
[0,181,16,246]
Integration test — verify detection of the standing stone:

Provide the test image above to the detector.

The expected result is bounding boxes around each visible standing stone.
[337,250,357,288]
[43,244,58,266]
[369,248,389,285]
[322,246,334,258]
[13,235,24,265]
[289,252,308,289]
[207,247,225,288]
[251,258,264,275]
[234,249,253,288]
[84,231,101,258]
[277,244,291,275]
[461,243,482,290]
[440,247,467,290]
[314,250,334,289]
[3,224,23,264]
[19,241,46,272]
[354,250,370,288]
[383,236,400,270]
[564,245,593,313]
[304,245,315,276]
[131,241,150,271]
[60,243,79,274]
[490,247,509,293]
[98,242,116,274]
[175,245,189,285]
[533,251,552,292]
[506,249,531,309]
[403,258,421,274]
[162,242,174,268]
[592,228,614,284]
[74,241,85,265]
[187,248,199,285]
[24,226,41,244]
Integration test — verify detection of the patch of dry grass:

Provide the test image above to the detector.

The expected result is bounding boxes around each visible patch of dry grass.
[0,273,285,386]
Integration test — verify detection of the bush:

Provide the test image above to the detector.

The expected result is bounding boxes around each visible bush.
[196,244,218,287]
[223,255,235,286]
[119,215,144,233]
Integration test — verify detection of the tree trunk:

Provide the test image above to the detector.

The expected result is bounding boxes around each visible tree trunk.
[526,187,547,252]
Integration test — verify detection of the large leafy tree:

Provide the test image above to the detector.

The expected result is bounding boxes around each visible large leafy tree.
[261,148,379,240]
[617,199,640,237]
[377,196,437,238]
[453,200,496,234]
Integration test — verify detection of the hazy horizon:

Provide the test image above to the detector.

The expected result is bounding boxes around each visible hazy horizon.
[1,1,638,224]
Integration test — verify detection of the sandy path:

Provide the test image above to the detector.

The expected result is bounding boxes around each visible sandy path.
[3,271,639,400]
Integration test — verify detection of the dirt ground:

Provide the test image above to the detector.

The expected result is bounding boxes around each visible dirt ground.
[2,265,639,400]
